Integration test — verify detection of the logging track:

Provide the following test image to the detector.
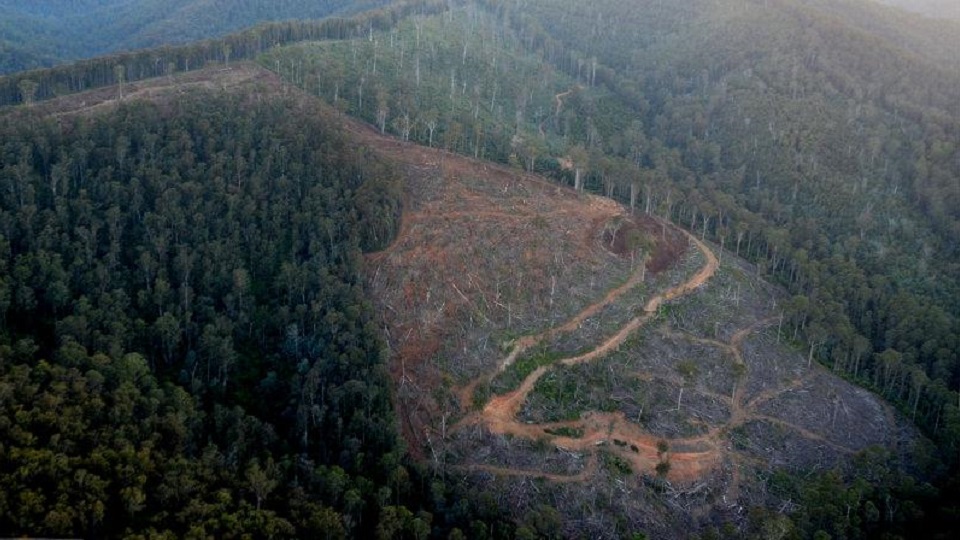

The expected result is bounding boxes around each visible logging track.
[452,231,860,493]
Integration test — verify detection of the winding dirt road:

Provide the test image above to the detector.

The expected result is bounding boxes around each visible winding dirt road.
[554,86,580,116]
[452,226,860,494]
[453,228,724,482]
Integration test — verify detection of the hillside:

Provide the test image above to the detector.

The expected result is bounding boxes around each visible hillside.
[1,0,959,538]
[261,0,960,449]
[263,55,925,536]
[359,127,923,536]
[256,0,960,536]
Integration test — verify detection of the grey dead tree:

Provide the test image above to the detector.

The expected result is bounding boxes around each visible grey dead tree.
[357,75,365,110]
[396,39,405,76]
[17,79,38,106]
[376,88,390,134]
[392,112,412,141]
[422,109,438,147]
[114,64,126,100]
[415,53,421,87]
[569,145,588,192]
[735,228,745,257]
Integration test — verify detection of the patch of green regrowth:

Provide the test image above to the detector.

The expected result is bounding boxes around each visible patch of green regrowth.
[600,450,633,476]
[543,426,584,439]
[655,302,675,321]
[489,348,564,394]
[523,359,628,423]
[656,439,669,456]
[675,359,699,381]
[472,381,491,410]
[730,425,750,450]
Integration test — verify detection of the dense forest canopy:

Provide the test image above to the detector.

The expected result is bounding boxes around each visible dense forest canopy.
[0,83,489,537]
[0,0,392,74]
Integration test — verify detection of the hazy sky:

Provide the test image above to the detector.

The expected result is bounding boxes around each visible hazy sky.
[872,0,960,20]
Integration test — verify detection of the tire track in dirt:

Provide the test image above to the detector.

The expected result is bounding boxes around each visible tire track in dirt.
[454,452,599,484]
[554,86,579,116]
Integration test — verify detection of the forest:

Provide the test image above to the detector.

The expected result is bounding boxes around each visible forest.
[1,0,959,538]
[0,83,530,537]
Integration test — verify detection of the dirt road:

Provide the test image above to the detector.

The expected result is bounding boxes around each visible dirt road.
[454,228,860,492]
[453,227,723,483]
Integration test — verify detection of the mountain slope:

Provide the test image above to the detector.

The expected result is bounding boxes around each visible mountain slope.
[255,3,951,536]
[257,1,959,535]
[2,0,958,537]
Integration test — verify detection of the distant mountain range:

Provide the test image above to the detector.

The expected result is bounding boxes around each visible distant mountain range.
[873,0,960,20]
[0,0,390,74]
